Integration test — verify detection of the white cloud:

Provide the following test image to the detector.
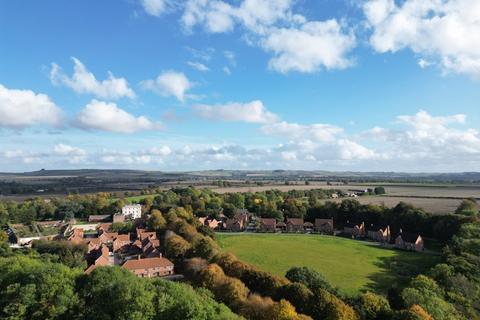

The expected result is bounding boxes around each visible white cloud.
[141,70,193,102]
[180,0,356,73]
[363,110,480,162]
[147,146,172,156]
[50,57,135,99]
[101,154,153,165]
[182,0,236,33]
[53,144,88,164]
[223,66,231,75]
[0,84,63,128]
[417,58,432,69]
[364,0,480,77]
[53,144,87,156]
[262,121,344,143]
[140,0,170,16]
[224,50,236,66]
[194,100,279,124]
[398,109,465,128]
[338,139,376,160]
[262,20,356,73]
[187,61,210,71]
[75,100,161,133]
[281,151,297,161]
[182,0,297,34]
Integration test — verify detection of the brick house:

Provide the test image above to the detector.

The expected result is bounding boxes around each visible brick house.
[97,223,113,233]
[85,245,111,274]
[67,228,84,244]
[118,228,161,259]
[276,222,286,232]
[314,219,334,234]
[122,257,174,278]
[395,232,424,252]
[303,222,314,232]
[260,218,276,232]
[113,234,131,253]
[98,232,118,244]
[286,218,304,232]
[136,228,156,241]
[366,224,391,243]
[142,237,161,258]
[86,238,102,253]
[344,221,366,238]
[225,211,249,232]
[205,217,222,230]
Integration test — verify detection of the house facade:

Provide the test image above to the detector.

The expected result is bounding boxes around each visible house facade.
[225,210,250,232]
[303,222,314,232]
[113,234,131,252]
[260,218,276,232]
[395,233,424,252]
[366,225,391,243]
[314,219,334,233]
[286,218,304,232]
[122,204,142,219]
[344,222,366,238]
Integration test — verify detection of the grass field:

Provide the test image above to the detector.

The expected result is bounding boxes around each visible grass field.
[217,233,440,295]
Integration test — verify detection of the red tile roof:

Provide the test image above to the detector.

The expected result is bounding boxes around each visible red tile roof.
[286,218,304,226]
[122,257,173,271]
[84,253,110,274]
[315,219,334,227]
[261,218,276,226]
[115,234,131,242]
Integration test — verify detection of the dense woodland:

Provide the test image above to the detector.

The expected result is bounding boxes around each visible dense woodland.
[0,187,479,319]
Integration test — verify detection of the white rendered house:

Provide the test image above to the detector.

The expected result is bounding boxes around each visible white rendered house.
[122,204,142,219]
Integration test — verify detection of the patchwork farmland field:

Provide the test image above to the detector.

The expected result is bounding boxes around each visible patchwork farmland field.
[321,196,463,215]
[212,182,480,214]
[217,233,440,295]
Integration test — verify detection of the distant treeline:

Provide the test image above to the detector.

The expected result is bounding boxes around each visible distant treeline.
[2,187,477,244]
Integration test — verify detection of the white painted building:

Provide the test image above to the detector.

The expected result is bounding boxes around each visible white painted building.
[122,204,142,219]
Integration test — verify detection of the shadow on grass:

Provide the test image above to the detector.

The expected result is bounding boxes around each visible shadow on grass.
[364,247,441,294]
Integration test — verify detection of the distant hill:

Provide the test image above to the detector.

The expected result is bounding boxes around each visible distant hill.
[1,169,480,183]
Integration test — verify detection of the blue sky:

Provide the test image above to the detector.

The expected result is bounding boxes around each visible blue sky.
[1,0,479,172]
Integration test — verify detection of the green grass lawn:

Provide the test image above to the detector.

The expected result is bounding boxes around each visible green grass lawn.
[217,233,440,295]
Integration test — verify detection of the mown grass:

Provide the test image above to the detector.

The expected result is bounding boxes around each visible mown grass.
[217,233,440,295]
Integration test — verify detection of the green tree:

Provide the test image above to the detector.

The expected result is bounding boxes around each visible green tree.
[148,209,166,231]
[165,234,191,260]
[285,267,336,293]
[401,275,460,320]
[32,239,87,268]
[151,279,240,320]
[0,230,8,242]
[276,283,313,315]
[455,199,478,216]
[79,266,155,320]
[0,255,80,320]
[359,292,391,320]
[192,235,219,260]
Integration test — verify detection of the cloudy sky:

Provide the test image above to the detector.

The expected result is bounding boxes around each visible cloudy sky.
[1,0,480,172]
